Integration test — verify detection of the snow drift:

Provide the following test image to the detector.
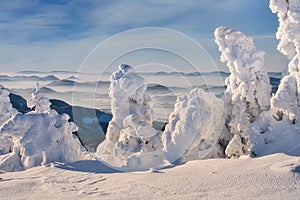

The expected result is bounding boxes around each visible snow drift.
[0,84,89,172]
[214,26,271,157]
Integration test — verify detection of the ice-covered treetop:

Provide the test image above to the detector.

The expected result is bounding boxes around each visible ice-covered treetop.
[109,64,147,103]
[0,85,18,127]
[111,64,134,80]
[27,82,51,113]
[270,0,300,72]
[214,26,265,79]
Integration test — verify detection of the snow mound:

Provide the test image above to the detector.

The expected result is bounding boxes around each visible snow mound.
[248,111,300,156]
[0,85,89,172]
[162,88,224,163]
[214,26,271,157]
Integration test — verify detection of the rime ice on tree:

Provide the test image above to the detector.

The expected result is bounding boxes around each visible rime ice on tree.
[214,26,271,157]
[270,0,300,122]
[0,85,17,128]
[96,64,164,170]
[96,64,226,170]
[0,85,88,172]
[27,82,51,113]
[162,88,224,163]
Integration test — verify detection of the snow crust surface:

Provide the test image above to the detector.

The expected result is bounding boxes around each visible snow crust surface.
[0,153,299,200]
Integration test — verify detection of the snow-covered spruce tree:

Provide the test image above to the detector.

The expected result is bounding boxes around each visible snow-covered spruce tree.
[243,0,300,157]
[96,64,164,170]
[214,26,271,157]
[96,64,225,170]
[270,0,300,123]
[162,88,224,163]
[27,82,51,113]
[0,84,89,172]
[0,85,18,128]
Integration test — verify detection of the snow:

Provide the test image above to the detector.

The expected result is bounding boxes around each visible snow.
[162,88,224,163]
[270,74,300,122]
[245,0,300,157]
[0,85,18,128]
[0,85,89,172]
[1,1,300,198]
[249,110,300,156]
[270,0,300,123]
[96,64,167,171]
[0,153,299,199]
[214,26,271,157]
[96,64,226,171]
[27,82,51,113]
[270,0,300,73]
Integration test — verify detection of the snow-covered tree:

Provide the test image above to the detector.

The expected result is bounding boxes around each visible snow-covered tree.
[243,0,300,157]
[96,64,164,170]
[27,82,51,113]
[214,26,272,157]
[0,85,89,172]
[162,88,224,163]
[96,64,226,170]
[0,85,18,128]
[270,0,300,123]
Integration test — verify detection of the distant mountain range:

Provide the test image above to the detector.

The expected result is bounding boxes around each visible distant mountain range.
[16,70,112,76]
[0,75,59,82]
[47,79,110,87]
[138,71,230,77]
[15,70,283,79]
[17,70,80,74]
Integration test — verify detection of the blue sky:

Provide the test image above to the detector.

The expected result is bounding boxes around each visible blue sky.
[0,0,288,72]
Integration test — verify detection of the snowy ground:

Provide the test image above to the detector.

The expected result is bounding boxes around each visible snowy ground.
[0,153,299,200]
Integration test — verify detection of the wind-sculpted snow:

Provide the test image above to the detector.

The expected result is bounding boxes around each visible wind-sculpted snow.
[0,85,89,172]
[214,26,271,157]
